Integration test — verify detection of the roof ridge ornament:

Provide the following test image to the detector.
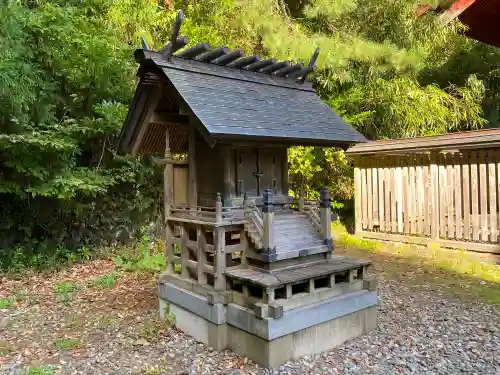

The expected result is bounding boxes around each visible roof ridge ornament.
[164,10,185,61]
[140,36,150,51]
[299,47,320,82]
[145,9,320,82]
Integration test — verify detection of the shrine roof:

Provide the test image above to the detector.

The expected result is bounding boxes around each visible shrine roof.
[117,11,366,155]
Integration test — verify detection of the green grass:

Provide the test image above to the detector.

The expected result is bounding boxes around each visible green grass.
[53,282,79,294]
[332,222,500,303]
[54,338,83,350]
[22,367,55,375]
[0,298,15,309]
[97,316,115,328]
[91,272,120,288]
[53,282,79,304]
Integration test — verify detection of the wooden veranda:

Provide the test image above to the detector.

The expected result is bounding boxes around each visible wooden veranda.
[346,129,500,253]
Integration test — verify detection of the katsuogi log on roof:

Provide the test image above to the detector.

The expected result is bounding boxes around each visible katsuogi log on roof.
[117,10,366,156]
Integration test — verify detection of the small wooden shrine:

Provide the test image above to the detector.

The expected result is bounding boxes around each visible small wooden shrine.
[117,11,378,368]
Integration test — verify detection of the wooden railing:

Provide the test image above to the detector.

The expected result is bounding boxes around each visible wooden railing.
[305,204,321,233]
[244,201,264,249]
[169,194,239,224]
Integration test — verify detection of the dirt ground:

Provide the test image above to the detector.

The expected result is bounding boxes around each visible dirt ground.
[1,243,499,375]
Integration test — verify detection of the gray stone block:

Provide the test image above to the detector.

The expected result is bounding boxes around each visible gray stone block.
[253,302,269,319]
[363,277,378,291]
[160,300,228,350]
[226,305,378,368]
[159,291,378,368]
[207,291,229,305]
[269,303,284,319]
[159,282,227,325]
[227,290,378,340]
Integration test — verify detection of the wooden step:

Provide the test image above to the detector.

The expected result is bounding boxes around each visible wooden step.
[275,223,313,231]
[275,235,321,246]
[276,241,326,252]
[274,224,315,234]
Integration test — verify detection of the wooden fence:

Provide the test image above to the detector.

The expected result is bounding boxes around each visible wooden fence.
[353,150,500,253]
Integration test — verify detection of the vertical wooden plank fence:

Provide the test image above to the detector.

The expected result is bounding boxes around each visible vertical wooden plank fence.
[353,149,500,253]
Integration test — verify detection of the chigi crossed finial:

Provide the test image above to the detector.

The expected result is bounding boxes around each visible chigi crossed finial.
[140,9,319,82]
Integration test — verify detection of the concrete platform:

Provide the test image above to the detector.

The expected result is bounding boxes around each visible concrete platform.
[159,281,378,368]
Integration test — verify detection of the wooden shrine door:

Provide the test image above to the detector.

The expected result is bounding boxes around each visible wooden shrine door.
[236,148,282,197]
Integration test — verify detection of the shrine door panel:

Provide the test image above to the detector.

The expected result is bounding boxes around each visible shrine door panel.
[236,148,258,197]
[259,149,281,195]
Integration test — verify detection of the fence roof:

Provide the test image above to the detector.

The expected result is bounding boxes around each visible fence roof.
[346,128,500,156]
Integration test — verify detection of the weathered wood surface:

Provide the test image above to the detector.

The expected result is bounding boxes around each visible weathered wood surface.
[454,153,462,239]
[378,158,385,231]
[354,158,362,232]
[430,153,439,239]
[354,149,500,250]
[479,151,488,241]
[366,162,373,230]
[225,256,371,288]
[471,152,479,241]
[463,154,470,240]
[188,126,197,208]
[423,155,430,236]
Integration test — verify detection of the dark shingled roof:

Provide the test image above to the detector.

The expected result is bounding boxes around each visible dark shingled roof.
[117,42,367,154]
[153,53,365,143]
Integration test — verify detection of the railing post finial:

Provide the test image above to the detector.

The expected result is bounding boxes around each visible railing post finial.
[215,192,222,223]
[320,187,331,208]
[262,188,273,213]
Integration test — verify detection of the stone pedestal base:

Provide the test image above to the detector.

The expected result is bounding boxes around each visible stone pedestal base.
[159,281,378,368]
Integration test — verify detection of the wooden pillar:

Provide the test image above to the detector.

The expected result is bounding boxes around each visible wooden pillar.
[164,128,173,216]
[188,126,197,209]
[240,228,248,266]
[180,224,189,279]
[197,227,207,285]
[213,192,226,290]
[262,189,275,256]
[164,128,174,273]
[214,225,226,291]
[282,148,289,196]
[165,222,173,274]
[320,188,333,250]
[264,287,275,304]
[286,284,293,299]
[222,147,232,204]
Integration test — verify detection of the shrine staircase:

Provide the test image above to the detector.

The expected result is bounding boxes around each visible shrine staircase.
[244,204,330,261]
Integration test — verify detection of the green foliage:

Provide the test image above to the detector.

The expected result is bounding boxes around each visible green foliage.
[54,281,79,304]
[0,298,15,308]
[54,282,79,294]
[0,243,93,273]
[54,338,83,350]
[91,272,120,288]
[162,303,176,328]
[114,229,165,272]
[288,147,354,201]
[1,0,498,266]
[0,0,162,265]
[21,367,55,375]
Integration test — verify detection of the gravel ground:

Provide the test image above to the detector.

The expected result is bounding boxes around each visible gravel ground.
[1,260,499,375]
